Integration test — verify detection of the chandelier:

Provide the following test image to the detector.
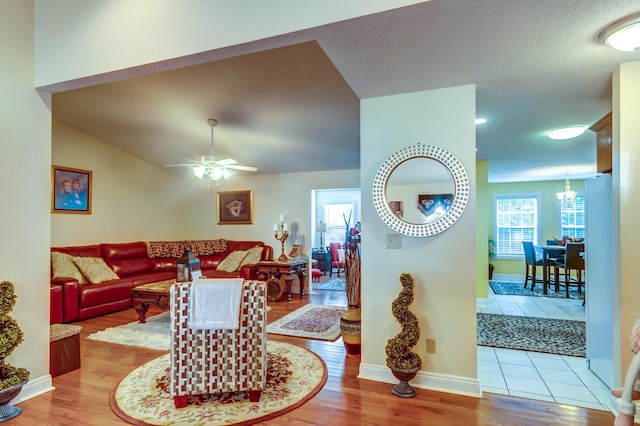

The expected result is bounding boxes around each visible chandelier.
[556,178,577,207]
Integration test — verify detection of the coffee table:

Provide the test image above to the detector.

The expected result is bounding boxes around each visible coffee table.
[132,279,176,323]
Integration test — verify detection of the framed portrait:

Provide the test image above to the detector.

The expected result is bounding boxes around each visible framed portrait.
[417,194,453,223]
[52,166,92,214]
[389,200,403,218]
[288,244,302,259]
[217,190,253,225]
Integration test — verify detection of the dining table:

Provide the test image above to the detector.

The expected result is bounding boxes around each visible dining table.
[534,245,566,294]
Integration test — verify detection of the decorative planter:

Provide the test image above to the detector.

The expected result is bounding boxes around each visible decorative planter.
[390,366,420,398]
[0,379,27,422]
[489,264,495,280]
[340,306,361,357]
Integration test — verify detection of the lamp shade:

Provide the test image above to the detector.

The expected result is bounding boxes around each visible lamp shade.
[317,222,327,233]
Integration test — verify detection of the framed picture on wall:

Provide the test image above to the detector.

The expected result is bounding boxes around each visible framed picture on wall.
[217,190,253,224]
[51,165,92,214]
[417,193,453,222]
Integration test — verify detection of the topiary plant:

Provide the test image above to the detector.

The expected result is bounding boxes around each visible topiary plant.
[385,273,422,371]
[0,281,29,390]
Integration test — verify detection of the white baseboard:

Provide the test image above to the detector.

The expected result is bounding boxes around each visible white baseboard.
[358,363,482,398]
[12,374,54,405]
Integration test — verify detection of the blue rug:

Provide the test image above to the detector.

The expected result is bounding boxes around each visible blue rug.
[490,281,584,300]
[313,278,345,291]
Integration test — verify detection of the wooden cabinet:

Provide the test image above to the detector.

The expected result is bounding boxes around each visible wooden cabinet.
[589,112,612,174]
[312,250,331,274]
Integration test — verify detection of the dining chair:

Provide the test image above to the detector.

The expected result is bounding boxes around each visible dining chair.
[522,241,554,292]
[553,242,585,298]
[328,243,345,277]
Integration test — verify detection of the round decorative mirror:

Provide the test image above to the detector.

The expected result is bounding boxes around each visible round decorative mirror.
[373,144,469,237]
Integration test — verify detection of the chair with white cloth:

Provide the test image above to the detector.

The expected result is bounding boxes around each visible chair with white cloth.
[169,278,267,408]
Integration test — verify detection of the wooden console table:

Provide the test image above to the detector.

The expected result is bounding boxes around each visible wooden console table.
[257,259,307,302]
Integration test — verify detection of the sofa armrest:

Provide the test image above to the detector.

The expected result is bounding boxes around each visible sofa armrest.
[50,284,63,324]
[53,278,80,323]
[239,264,259,280]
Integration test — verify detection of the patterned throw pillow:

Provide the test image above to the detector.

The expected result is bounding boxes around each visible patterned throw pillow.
[240,246,263,267]
[216,250,248,273]
[51,251,89,284]
[72,256,120,284]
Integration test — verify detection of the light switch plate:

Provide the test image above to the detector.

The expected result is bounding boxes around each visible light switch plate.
[387,233,402,249]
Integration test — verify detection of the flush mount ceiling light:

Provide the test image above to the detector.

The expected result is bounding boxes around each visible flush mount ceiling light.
[546,126,586,140]
[475,118,487,125]
[598,12,640,51]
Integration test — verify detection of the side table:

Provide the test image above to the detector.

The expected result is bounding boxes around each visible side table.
[311,250,331,275]
[257,259,307,301]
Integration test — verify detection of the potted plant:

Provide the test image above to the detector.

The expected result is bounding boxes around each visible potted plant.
[0,280,29,421]
[488,239,496,280]
[385,273,421,398]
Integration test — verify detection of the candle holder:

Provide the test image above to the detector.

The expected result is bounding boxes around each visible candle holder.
[274,221,290,262]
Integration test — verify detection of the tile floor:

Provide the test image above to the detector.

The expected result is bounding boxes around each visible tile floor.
[477,274,615,412]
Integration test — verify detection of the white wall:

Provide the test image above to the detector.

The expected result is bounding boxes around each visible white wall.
[614,61,640,379]
[0,0,53,402]
[359,85,479,396]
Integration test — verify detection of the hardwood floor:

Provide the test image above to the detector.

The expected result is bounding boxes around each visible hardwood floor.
[14,284,614,425]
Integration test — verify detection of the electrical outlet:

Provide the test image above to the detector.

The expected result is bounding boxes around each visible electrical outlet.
[426,338,436,353]
[386,233,402,249]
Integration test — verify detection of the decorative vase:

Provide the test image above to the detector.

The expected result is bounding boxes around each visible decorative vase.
[340,306,361,357]
[0,379,27,422]
[390,366,420,398]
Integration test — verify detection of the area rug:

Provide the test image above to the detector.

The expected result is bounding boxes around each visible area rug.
[87,311,171,350]
[477,313,586,357]
[267,304,346,341]
[110,341,327,425]
[313,277,346,291]
[490,280,585,300]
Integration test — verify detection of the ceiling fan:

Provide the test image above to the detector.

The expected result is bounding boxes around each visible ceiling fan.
[166,118,257,181]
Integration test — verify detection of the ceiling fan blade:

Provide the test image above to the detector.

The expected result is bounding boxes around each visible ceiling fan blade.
[215,158,238,166]
[225,164,258,172]
[165,163,201,167]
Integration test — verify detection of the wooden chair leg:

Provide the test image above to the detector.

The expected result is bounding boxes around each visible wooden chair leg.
[174,395,188,408]
[249,390,262,402]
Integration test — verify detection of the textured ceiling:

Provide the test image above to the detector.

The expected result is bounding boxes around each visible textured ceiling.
[50,1,640,183]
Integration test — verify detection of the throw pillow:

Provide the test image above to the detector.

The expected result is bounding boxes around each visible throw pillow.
[240,246,264,267]
[216,250,248,273]
[72,256,120,284]
[337,249,346,263]
[51,251,89,285]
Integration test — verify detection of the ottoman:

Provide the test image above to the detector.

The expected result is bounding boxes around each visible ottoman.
[50,324,82,378]
[312,268,322,282]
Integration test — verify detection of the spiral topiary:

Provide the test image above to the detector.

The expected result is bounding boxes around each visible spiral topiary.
[0,281,29,390]
[385,273,422,371]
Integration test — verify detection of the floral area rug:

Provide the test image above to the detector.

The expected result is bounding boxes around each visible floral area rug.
[110,341,327,425]
[313,278,346,291]
[477,313,586,357]
[490,280,585,300]
[267,304,346,341]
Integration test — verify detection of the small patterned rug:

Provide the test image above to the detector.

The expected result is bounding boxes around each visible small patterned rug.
[313,278,346,291]
[490,280,584,300]
[477,313,586,357]
[110,341,327,425]
[267,304,346,341]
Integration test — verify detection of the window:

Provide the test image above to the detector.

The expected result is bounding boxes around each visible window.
[494,194,540,257]
[324,203,354,245]
[559,196,585,239]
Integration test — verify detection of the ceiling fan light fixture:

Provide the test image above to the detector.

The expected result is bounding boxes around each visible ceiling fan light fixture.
[546,126,586,140]
[193,165,207,179]
[598,12,640,52]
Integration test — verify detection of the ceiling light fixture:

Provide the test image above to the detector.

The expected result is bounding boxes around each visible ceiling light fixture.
[546,126,586,140]
[475,118,487,125]
[598,12,640,51]
[556,178,577,208]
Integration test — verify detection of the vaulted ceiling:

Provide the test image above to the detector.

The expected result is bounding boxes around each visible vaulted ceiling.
[51,1,640,183]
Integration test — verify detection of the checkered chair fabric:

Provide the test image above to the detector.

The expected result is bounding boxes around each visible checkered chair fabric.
[169,280,267,407]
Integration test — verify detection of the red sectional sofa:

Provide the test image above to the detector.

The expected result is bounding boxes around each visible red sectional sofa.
[50,240,272,323]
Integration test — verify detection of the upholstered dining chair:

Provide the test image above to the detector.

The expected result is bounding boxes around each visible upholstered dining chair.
[329,243,345,277]
[553,242,585,299]
[169,279,267,408]
[522,241,555,292]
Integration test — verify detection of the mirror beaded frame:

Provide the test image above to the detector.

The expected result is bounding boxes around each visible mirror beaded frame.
[373,143,469,237]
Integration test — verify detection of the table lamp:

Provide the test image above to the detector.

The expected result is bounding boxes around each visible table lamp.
[317,221,327,251]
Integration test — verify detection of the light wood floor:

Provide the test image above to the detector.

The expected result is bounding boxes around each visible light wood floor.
[14,284,614,425]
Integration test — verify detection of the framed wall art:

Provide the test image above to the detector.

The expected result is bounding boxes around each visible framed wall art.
[52,166,92,214]
[217,190,253,225]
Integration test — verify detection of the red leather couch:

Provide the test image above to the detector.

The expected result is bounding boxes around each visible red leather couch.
[51,240,272,323]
